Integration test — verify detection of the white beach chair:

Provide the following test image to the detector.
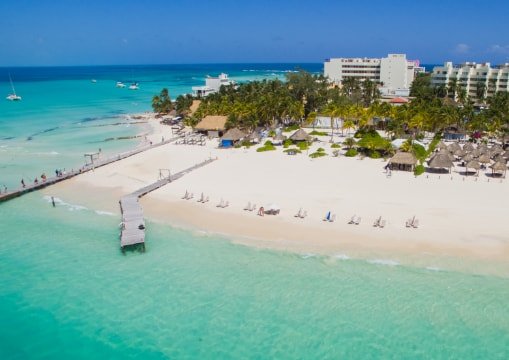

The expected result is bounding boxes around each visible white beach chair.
[412,219,419,229]
[181,190,188,200]
[222,201,229,208]
[204,196,209,203]
[216,199,225,208]
[300,210,307,219]
[294,208,302,218]
[250,204,257,212]
[379,219,386,228]
[354,217,361,225]
[329,214,336,223]
[187,192,194,200]
[244,202,252,211]
[348,215,356,224]
[198,193,205,203]
[323,212,331,221]
[373,216,381,227]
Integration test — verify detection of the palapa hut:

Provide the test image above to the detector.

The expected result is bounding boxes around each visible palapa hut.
[471,148,481,158]
[428,152,454,173]
[289,128,311,142]
[389,152,417,171]
[462,143,475,151]
[447,142,461,153]
[221,128,246,147]
[462,153,474,163]
[272,133,286,145]
[454,148,466,158]
[490,161,507,177]
[194,115,228,138]
[465,160,480,175]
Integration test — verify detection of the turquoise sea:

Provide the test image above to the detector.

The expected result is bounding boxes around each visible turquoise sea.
[1,64,509,359]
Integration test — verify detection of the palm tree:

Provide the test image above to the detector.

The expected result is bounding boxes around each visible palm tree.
[447,78,458,100]
[344,137,356,149]
[476,81,487,104]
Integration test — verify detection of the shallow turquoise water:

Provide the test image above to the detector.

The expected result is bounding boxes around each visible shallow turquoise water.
[1,65,509,359]
[1,194,509,359]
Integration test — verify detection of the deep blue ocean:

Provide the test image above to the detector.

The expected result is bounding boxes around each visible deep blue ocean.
[1,64,508,359]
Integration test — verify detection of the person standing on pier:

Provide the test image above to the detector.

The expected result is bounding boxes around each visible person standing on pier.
[21,179,25,188]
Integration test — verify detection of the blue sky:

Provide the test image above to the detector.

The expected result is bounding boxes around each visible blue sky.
[1,0,508,66]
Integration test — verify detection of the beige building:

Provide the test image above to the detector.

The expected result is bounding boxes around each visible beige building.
[431,62,509,100]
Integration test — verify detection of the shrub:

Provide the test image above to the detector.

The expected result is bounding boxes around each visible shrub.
[297,142,309,151]
[412,143,427,162]
[309,151,327,158]
[370,151,382,159]
[257,144,276,152]
[283,124,300,132]
[345,148,358,157]
[268,130,276,137]
[264,140,273,146]
[283,139,292,148]
[317,147,325,152]
[240,139,252,148]
[331,143,341,148]
[414,164,425,176]
[309,130,328,136]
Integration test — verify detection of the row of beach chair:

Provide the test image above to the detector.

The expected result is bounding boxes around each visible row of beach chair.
[243,202,257,212]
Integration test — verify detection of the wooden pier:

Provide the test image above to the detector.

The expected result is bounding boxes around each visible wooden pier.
[119,158,216,252]
[0,138,179,203]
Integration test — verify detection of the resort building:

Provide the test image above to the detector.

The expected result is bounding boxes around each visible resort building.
[192,73,235,97]
[431,62,509,101]
[324,54,421,97]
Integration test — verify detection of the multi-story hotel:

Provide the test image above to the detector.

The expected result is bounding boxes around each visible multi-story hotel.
[324,54,423,97]
[431,62,509,100]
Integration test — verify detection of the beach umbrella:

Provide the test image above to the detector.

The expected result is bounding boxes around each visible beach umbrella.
[471,148,481,158]
[428,153,454,172]
[448,142,461,153]
[438,148,455,161]
[462,153,474,162]
[466,159,480,171]
[289,128,311,142]
[490,161,507,177]
[454,148,466,158]
[222,128,246,141]
[478,154,491,164]
[490,147,503,157]
[437,141,447,151]
[462,143,475,151]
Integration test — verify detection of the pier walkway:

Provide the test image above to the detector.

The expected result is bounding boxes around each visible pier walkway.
[0,137,179,203]
[119,158,216,252]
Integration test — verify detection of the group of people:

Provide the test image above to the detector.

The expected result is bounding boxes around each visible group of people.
[20,172,51,188]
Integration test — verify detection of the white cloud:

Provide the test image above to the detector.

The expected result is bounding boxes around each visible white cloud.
[454,43,470,54]
[488,44,509,54]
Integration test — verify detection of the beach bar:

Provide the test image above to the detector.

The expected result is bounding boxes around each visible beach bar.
[194,115,227,138]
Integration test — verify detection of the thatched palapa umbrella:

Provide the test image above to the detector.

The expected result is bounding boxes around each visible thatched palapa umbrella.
[490,161,507,178]
[448,142,461,153]
[462,153,474,162]
[454,148,466,158]
[437,141,447,151]
[465,160,480,175]
[438,148,455,161]
[289,128,311,142]
[471,148,481,158]
[478,154,491,164]
[428,153,454,173]
[222,128,246,142]
[462,143,475,151]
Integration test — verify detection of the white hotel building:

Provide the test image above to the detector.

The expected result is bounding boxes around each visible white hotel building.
[324,54,423,97]
[431,62,509,100]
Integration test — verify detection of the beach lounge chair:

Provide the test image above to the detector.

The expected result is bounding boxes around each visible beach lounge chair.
[294,208,303,218]
[187,192,194,200]
[300,210,307,219]
[198,193,205,203]
[379,219,386,228]
[348,215,356,224]
[221,201,229,208]
[412,219,419,228]
[204,196,209,203]
[181,190,189,199]
[329,214,336,222]
[216,199,225,208]
[373,216,381,227]
[250,204,256,211]
[323,211,331,221]
[354,217,361,225]
[406,216,415,228]
[244,202,252,211]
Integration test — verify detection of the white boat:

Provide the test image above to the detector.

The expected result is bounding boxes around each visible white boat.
[91,79,97,83]
[116,81,126,88]
[6,74,21,101]
[128,82,139,90]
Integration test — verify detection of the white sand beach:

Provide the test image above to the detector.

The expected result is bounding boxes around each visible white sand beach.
[48,114,509,273]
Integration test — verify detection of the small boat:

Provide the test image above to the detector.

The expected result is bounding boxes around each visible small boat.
[91,79,97,83]
[116,81,126,88]
[6,74,21,101]
[128,82,139,90]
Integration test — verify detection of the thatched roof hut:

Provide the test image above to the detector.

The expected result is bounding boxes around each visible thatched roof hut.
[471,148,481,158]
[194,115,228,137]
[462,143,475,151]
[454,148,466,157]
[462,153,474,162]
[389,152,417,171]
[222,128,246,141]
[438,149,455,161]
[428,153,454,171]
[289,129,311,142]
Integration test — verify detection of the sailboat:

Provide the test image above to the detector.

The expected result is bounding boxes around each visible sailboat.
[6,74,21,101]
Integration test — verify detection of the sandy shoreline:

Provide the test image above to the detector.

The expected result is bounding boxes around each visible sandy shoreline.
[46,113,509,276]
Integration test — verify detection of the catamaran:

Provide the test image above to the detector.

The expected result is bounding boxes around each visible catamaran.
[116,81,126,88]
[6,74,21,101]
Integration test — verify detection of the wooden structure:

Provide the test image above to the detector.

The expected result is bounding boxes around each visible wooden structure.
[119,158,216,252]
[194,115,227,138]
[389,152,417,171]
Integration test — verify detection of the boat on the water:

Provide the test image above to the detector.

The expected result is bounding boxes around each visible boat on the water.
[116,81,126,88]
[91,79,97,83]
[128,82,139,90]
[6,74,21,101]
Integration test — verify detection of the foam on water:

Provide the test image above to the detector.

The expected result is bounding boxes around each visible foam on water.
[367,259,400,266]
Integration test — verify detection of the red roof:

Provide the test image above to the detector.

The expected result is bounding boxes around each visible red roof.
[389,97,409,104]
